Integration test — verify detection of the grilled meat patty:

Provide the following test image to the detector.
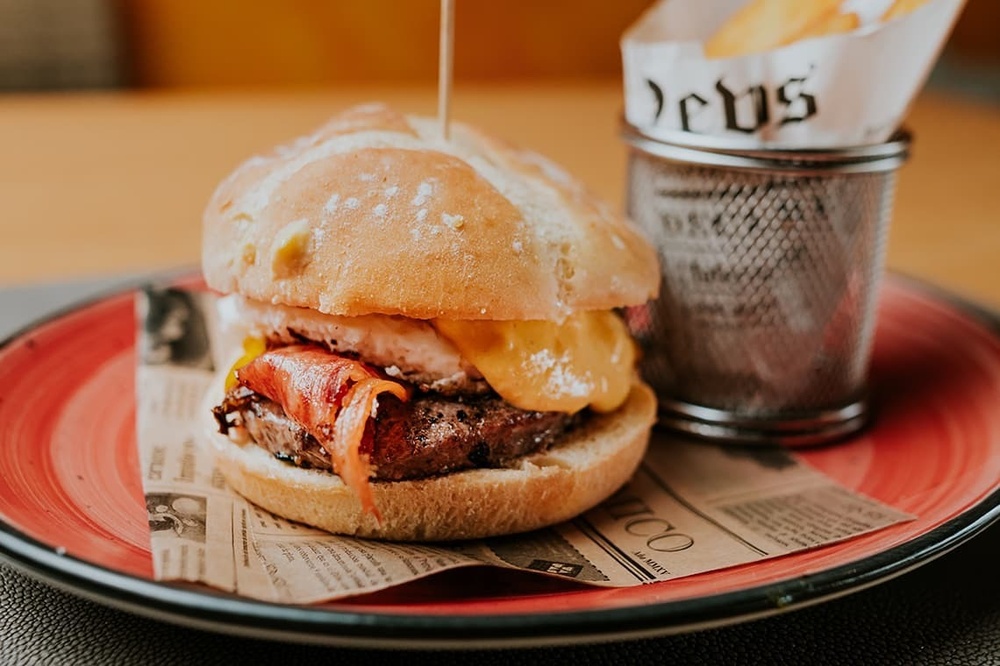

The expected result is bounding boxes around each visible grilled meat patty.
[213,386,580,481]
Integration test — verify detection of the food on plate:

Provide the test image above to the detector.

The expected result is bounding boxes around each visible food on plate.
[201,103,660,541]
[704,0,846,58]
[701,0,941,59]
[796,8,860,41]
[882,0,932,21]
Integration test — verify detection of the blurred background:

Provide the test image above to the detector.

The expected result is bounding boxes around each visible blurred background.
[0,0,996,95]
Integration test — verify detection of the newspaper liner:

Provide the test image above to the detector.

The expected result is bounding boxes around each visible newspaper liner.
[622,0,965,149]
[135,286,913,603]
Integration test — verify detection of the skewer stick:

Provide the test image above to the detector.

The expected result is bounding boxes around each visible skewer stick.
[438,0,455,140]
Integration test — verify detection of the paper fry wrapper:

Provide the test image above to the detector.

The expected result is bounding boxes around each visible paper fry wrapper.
[622,0,966,148]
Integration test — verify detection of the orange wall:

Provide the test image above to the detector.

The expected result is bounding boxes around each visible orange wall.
[947,0,1000,63]
[116,0,998,88]
[117,0,653,87]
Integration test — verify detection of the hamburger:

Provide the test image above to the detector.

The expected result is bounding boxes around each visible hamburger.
[201,103,660,541]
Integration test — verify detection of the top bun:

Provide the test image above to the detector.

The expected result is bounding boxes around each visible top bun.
[203,104,659,321]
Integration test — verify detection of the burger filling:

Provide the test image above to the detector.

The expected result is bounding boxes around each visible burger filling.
[215,382,578,481]
[210,297,635,517]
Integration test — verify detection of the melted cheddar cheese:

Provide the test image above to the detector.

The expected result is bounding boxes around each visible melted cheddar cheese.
[225,310,635,416]
[224,337,267,390]
[433,311,634,414]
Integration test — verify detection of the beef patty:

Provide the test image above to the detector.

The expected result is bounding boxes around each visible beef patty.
[213,386,580,481]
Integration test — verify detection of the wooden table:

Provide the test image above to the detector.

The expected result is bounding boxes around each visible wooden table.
[0,83,997,309]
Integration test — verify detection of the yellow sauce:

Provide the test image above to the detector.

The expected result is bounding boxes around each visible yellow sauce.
[224,336,266,390]
[433,311,634,414]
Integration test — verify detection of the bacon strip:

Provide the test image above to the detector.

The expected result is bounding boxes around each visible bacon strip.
[235,345,410,518]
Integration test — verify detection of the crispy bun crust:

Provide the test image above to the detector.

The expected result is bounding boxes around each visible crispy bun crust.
[202,104,659,321]
[200,381,656,541]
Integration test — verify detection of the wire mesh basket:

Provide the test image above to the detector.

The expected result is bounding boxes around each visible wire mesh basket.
[622,126,911,445]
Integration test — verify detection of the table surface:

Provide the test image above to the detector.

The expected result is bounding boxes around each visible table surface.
[0,84,998,663]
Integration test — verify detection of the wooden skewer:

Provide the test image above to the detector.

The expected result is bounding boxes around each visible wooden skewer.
[438,0,455,140]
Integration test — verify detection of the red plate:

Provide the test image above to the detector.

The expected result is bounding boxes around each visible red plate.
[0,277,998,648]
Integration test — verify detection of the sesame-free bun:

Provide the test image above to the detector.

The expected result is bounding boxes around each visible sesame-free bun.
[202,104,659,321]
[200,380,656,541]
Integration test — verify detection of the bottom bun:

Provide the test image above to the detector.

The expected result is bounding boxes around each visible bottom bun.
[200,380,657,541]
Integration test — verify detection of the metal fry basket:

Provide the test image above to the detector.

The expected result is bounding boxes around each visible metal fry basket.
[622,126,911,445]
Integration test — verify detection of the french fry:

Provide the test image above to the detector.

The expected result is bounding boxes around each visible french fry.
[797,11,860,40]
[882,0,933,21]
[704,0,844,59]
